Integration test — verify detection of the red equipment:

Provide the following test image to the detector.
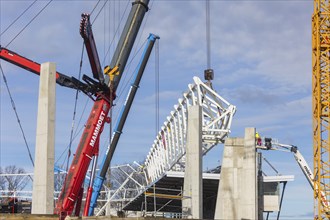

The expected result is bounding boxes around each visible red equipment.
[0,46,98,98]
[1,1,150,219]
[54,95,111,217]
[56,0,150,217]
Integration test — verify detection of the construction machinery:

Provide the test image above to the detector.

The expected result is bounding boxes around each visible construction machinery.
[258,138,330,216]
[0,47,90,93]
[1,0,152,218]
[54,0,151,218]
[312,0,330,218]
[88,33,159,216]
[0,198,31,214]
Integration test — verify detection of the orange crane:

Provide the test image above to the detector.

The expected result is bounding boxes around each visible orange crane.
[312,0,330,219]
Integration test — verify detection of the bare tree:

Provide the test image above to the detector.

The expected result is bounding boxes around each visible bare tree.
[0,167,6,192]
[54,166,66,193]
[0,165,29,197]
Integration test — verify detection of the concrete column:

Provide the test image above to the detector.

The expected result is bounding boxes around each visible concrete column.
[214,127,257,220]
[106,199,111,216]
[241,127,257,220]
[182,105,203,219]
[214,137,244,220]
[32,62,56,214]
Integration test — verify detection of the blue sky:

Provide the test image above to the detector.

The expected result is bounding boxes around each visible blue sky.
[1,0,314,218]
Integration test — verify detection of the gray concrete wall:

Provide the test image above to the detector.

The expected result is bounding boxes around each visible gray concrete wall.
[182,105,203,219]
[32,62,56,214]
[214,137,244,220]
[214,127,257,220]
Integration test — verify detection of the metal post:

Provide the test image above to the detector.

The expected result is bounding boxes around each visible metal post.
[257,152,264,219]
[277,181,287,220]
[145,190,147,216]
[153,184,156,216]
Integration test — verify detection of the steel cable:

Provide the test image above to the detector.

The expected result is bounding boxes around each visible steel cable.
[206,0,211,69]
[0,64,34,167]
[5,0,53,48]
[65,43,85,173]
[0,0,38,37]
[155,39,160,136]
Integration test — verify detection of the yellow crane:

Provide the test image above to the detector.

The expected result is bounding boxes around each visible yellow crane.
[312,0,330,219]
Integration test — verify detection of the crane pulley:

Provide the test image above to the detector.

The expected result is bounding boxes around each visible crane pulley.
[80,13,105,84]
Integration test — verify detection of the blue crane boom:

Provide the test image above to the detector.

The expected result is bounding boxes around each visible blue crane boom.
[88,33,159,216]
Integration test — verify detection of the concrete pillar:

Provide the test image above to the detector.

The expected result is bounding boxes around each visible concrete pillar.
[32,62,56,214]
[242,127,257,220]
[182,105,203,219]
[214,127,257,220]
[214,137,244,220]
[105,199,111,216]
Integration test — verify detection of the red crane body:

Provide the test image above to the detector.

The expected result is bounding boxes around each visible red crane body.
[55,95,111,217]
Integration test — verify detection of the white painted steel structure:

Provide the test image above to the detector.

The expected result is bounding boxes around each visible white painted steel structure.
[144,76,236,184]
[95,76,236,215]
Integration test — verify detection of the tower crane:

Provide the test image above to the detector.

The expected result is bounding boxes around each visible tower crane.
[312,0,330,219]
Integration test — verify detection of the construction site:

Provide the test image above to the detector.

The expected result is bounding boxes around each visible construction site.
[0,0,329,219]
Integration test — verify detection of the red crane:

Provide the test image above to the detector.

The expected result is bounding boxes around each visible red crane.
[55,0,150,218]
[1,0,150,218]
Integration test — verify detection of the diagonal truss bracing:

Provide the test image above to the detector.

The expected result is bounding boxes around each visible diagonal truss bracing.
[144,76,236,184]
[96,76,236,215]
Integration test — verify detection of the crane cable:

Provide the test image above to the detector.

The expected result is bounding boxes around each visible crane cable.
[55,1,103,168]
[61,0,111,169]
[0,0,38,37]
[155,37,160,136]
[0,64,35,167]
[0,0,106,169]
[5,0,53,48]
[92,0,109,25]
[206,0,211,69]
[100,0,152,148]
[65,44,85,173]
[55,97,90,165]
[101,0,131,67]
[90,0,102,15]
[58,0,109,199]
[115,0,155,100]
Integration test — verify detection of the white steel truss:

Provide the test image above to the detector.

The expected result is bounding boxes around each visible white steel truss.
[144,76,236,184]
[96,76,236,215]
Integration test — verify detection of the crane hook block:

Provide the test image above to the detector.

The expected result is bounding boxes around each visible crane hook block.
[204,68,214,81]
[104,65,120,82]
